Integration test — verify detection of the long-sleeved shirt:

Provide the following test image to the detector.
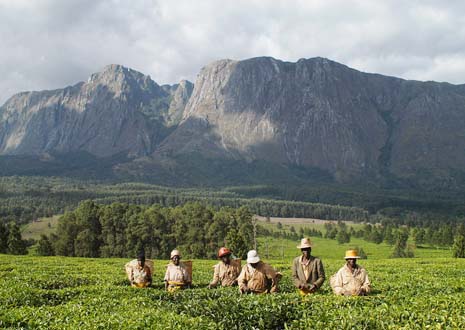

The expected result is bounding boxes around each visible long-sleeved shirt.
[125,260,152,287]
[330,264,371,296]
[291,255,325,290]
[237,261,278,294]
[209,261,240,287]
[164,262,191,285]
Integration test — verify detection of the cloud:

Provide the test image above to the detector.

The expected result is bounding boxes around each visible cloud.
[1,0,465,104]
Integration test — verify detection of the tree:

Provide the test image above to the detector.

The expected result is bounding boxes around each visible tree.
[391,228,414,258]
[0,222,8,253]
[37,234,55,256]
[452,224,465,258]
[367,228,383,244]
[7,222,27,255]
[383,225,396,245]
[336,229,350,244]
[412,228,425,246]
[225,229,250,260]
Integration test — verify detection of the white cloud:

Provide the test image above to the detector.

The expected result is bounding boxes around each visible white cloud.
[1,0,465,104]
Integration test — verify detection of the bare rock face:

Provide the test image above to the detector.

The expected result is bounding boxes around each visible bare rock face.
[157,57,465,183]
[1,57,464,187]
[0,65,192,158]
[161,80,194,127]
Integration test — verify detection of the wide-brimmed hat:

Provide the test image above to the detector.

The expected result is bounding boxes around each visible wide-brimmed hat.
[297,238,313,249]
[246,250,260,263]
[344,249,361,259]
[170,249,181,258]
[218,247,231,258]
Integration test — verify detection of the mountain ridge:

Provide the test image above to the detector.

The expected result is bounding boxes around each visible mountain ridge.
[1,57,464,193]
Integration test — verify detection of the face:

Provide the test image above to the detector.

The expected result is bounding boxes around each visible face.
[221,254,231,264]
[171,255,180,265]
[250,262,259,268]
[301,248,311,258]
[346,258,357,268]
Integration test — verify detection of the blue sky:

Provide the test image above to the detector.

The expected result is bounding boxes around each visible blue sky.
[1,0,465,104]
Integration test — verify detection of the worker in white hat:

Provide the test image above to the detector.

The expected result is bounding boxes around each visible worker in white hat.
[292,238,325,295]
[164,249,191,292]
[237,250,279,294]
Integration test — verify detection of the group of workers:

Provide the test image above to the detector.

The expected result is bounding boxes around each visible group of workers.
[125,237,371,296]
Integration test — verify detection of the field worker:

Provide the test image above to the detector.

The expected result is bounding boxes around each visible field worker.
[208,247,241,288]
[330,249,371,296]
[164,249,191,292]
[126,252,152,288]
[238,250,279,294]
[292,238,325,295]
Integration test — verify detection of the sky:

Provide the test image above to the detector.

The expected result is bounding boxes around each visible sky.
[1,0,465,105]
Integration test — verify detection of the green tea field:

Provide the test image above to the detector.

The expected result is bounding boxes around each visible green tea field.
[1,237,464,329]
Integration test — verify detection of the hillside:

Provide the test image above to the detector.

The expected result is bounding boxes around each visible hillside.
[1,57,465,207]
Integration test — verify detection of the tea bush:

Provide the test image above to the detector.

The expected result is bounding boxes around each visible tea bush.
[1,254,464,329]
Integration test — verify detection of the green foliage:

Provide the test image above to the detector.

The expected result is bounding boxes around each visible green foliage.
[0,222,8,253]
[52,202,255,260]
[36,234,55,256]
[391,228,414,258]
[336,231,350,245]
[0,176,370,226]
[452,224,465,258]
[7,222,27,255]
[0,253,464,329]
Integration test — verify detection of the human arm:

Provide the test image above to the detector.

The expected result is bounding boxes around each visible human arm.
[292,258,307,289]
[237,266,249,293]
[164,267,169,290]
[358,269,371,295]
[312,259,326,290]
[330,269,346,295]
[146,267,152,286]
[267,265,279,293]
[208,264,220,288]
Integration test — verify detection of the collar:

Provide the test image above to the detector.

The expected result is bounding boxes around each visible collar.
[299,255,312,266]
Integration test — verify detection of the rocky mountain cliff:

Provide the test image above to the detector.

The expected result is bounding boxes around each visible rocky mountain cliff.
[1,57,465,190]
[152,57,465,187]
[0,65,192,158]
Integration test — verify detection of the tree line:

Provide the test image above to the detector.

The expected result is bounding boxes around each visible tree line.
[39,201,255,260]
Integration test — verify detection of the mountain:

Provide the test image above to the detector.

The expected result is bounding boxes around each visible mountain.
[0,64,192,158]
[1,57,465,194]
[145,57,465,189]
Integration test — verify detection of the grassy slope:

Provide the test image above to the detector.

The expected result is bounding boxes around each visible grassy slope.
[21,216,60,240]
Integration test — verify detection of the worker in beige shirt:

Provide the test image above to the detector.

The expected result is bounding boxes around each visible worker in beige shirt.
[292,238,325,295]
[238,250,279,294]
[208,247,240,288]
[330,249,371,296]
[164,249,191,292]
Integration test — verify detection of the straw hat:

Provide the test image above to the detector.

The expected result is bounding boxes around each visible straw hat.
[246,250,260,264]
[297,237,313,249]
[170,249,181,258]
[344,249,360,259]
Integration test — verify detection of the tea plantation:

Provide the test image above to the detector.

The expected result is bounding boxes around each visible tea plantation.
[1,239,464,329]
